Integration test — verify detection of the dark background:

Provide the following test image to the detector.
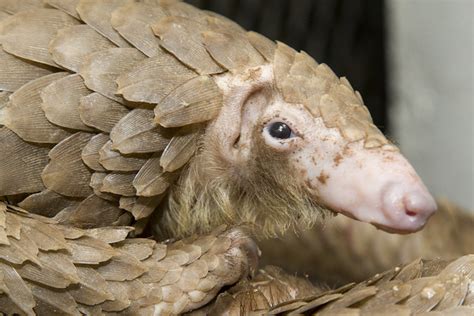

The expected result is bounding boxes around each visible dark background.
[186,0,388,133]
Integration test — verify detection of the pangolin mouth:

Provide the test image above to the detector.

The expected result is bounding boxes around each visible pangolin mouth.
[370,223,424,235]
[329,208,406,233]
[334,207,433,234]
[331,203,425,234]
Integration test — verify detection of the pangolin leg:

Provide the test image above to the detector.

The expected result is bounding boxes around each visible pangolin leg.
[0,202,258,315]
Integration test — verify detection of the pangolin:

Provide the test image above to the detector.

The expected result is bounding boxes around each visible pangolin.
[0,0,446,314]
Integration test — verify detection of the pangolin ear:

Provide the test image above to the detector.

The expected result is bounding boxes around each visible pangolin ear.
[213,87,269,165]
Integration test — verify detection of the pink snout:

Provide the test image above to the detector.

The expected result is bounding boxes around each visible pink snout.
[379,182,437,233]
[310,143,439,234]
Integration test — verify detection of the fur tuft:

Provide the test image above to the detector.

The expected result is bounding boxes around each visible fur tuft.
[154,129,332,239]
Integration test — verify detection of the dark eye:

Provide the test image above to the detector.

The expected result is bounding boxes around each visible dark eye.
[268,122,293,139]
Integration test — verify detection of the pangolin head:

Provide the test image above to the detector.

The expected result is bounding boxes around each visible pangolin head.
[152,25,437,238]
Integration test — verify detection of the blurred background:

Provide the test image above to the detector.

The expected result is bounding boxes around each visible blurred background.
[186,0,474,211]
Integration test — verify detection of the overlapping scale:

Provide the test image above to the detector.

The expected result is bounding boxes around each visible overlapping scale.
[0,49,55,92]
[111,2,167,57]
[50,24,116,72]
[154,75,223,128]
[18,190,81,218]
[247,31,276,62]
[41,132,94,198]
[89,172,119,202]
[40,74,95,132]
[79,47,146,103]
[101,173,137,197]
[160,126,202,172]
[99,140,150,172]
[79,92,130,133]
[202,30,264,71]
[0,9,79,67]
[76,0,134,48]
[152,16,224,75]
[56,195,130,229]
[117,49,197,105]
[2,73,72,144]
[110,108,172,155]
[0,128,50,195]
[133,153,177,197]
[81,133,109,172]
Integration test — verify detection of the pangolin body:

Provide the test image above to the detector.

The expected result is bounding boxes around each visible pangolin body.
[0,0,436,238]
[0,0,459,315]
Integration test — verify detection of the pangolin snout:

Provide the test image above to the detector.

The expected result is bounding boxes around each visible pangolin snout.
[379,182,437,233]
[307,141,438,234]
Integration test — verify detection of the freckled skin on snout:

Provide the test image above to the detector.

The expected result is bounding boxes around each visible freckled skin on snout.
[317,171,329,185]
[333,153,343,167]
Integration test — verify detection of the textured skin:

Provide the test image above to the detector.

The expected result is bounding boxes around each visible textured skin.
[0,201,258,315]
[196,255,474,315]
[260,199,474,286]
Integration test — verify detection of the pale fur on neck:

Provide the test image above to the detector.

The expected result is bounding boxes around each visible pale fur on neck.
[154,132,330,239]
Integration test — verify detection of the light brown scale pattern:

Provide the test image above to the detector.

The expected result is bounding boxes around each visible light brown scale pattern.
[0,201,257,315]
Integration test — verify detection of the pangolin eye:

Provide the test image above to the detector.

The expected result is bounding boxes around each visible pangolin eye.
[268,122,293,139]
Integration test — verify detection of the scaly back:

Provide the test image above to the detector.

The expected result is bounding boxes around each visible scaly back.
[0,0,255,231]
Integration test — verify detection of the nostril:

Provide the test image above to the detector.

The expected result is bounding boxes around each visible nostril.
[403,194,421,217]
[379,182,436,231]
[403,191,436,219]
